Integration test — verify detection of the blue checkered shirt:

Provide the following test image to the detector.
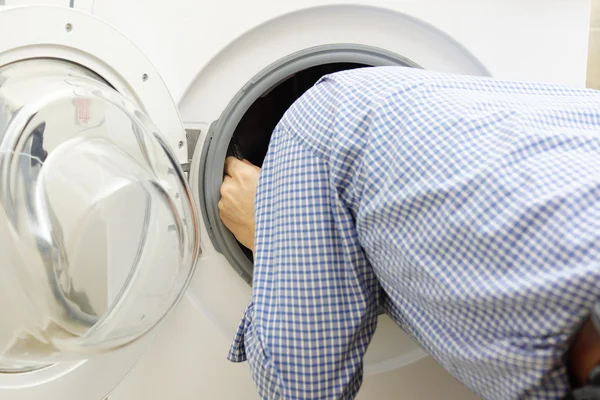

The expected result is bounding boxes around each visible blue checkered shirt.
[227,67,600,399]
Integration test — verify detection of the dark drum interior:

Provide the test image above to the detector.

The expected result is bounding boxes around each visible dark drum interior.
[226,62,372,261]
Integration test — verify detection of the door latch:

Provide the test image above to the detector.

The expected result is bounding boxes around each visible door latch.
[180,129,201,174]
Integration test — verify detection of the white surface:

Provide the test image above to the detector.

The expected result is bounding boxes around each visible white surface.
[2,0,68,5]
[0,1,94,12]
[93,0,591,104]
[71,0,93,13]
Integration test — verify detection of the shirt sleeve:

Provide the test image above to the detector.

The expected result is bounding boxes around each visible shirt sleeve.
[227,125,380,400]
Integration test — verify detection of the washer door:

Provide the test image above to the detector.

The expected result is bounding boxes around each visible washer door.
[0,6,200,400]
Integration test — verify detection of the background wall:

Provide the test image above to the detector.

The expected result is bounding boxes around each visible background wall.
[589,0,600,89]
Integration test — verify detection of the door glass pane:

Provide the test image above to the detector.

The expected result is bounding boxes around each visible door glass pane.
[0,59,199,371]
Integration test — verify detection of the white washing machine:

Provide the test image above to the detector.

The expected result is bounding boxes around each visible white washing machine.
[0,1,592,399]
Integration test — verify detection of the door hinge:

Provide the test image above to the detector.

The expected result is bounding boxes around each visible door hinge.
[181,129,201,174]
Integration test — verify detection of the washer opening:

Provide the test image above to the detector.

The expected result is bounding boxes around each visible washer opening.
[229,62,368,168]
[200,45,421,283]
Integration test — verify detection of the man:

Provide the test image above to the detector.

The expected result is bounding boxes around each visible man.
[218,67,600,399]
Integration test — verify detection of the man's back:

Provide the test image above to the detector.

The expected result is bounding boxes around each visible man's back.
[228,67,600,399]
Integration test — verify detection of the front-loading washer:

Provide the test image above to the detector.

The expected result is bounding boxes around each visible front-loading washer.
[0,1,592,399]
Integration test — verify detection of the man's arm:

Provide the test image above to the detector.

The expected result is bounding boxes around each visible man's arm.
[223,127,380,399]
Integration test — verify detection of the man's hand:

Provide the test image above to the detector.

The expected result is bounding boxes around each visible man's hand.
[219,157,260,251]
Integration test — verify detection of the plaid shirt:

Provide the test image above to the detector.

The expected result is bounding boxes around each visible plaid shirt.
[227,67,600,399]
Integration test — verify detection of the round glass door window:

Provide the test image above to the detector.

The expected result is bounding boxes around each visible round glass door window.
[0,59,199,372]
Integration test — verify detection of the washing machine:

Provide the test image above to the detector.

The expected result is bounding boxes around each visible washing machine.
[0,1,592,399]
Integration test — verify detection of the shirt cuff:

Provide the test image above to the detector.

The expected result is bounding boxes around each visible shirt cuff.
[227,301,252,363]
[227,300,286,399]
